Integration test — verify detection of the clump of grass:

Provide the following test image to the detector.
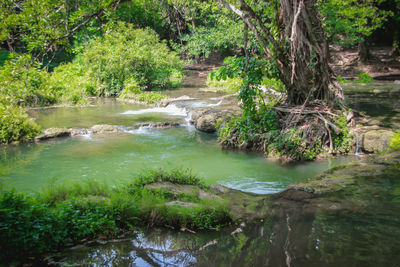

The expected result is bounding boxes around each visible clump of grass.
[355,72,373,83]
[132,168,205,188]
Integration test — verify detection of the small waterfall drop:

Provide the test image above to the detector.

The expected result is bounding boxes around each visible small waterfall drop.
[355,134,363,156]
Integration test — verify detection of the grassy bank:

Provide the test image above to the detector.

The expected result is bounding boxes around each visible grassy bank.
[0,169,232,264]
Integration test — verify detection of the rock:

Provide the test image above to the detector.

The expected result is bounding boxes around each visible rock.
[90,124,119,134]
[35,128,71,141]
[362,129,394,153]
[158,95,193,107]
[210,184,231,194]
[135,122,181,129]
[70,128,89,136]
[192,110,234,133]
[394,80,400,84]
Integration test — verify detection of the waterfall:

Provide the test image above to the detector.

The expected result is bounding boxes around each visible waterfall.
[355,134,363,156]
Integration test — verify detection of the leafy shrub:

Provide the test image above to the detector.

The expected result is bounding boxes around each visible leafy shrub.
[120,78,165,104]
[76,22,184,96]
[48,62,91,105]
[355,72,373,83]
[0,104,41,143]
[388,130,400,151]
[206,74,242,93]
[0,54,56,107]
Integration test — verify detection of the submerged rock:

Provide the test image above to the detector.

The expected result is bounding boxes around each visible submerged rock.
[90,124,119,134]
[362,129,394,153]
[35,128,71,141]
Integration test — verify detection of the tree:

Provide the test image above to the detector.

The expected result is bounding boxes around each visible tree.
[0,0,130,66]
[216,0,344,107]
[318,0,390,63]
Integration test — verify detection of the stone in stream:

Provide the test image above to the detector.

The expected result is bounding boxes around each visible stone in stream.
[90,124,119,134]
[362,129,394,153]
[192,110,235,133]
[35,128,72,141]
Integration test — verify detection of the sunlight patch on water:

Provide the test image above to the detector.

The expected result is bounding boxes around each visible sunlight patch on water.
[121,104,187,116]
[220,177,284,194]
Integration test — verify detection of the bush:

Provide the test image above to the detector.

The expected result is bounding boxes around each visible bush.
[0,104,41,143]
[388,130,400,151]
[355,72,373,83]
[0,54,57,107]
[76,22,184,96]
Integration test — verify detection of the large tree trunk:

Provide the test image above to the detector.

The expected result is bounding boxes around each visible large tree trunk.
[279,0,343,106]
[216,0,344,107]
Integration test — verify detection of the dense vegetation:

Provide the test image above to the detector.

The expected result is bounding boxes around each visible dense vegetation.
[0,169,232,264]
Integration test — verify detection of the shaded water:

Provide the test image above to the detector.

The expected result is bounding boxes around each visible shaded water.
[344,82,400,128]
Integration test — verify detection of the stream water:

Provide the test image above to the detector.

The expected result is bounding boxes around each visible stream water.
[1,80,400,266]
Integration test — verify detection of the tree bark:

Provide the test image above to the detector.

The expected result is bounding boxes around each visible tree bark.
[358,41,370,64]
[216,0,344,107]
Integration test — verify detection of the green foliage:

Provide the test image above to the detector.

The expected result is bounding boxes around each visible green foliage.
[355,72,374,83]
[332,113,353,154]
[0,54,56,107]
[206,74,242,93]
[120,78,166,104]
[131,168,204,188]
[318,0,390,47]
[0,104,41,144]
[0,50,9,66]
[388,130,400,151]
[0,169,231,263]
[76,22,184,96]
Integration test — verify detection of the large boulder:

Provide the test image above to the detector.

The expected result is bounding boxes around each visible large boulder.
[362,129,394,153]
[35,128,71,141]
[192,110,234,133]
[90,124,119,134]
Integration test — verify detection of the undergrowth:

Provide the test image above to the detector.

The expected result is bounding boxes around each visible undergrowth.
[0,169,231,264]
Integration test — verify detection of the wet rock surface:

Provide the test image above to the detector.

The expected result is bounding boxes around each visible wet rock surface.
[90,124,119,134]
[35,128,72,141]
[362,128,394,152]
[192,109,235,133]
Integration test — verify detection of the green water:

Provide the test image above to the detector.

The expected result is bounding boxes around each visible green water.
[1,99,354,193]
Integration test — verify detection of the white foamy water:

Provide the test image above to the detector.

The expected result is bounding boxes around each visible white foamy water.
[121,104,187,116]
[220,178,284,194]
[189,100,223,108]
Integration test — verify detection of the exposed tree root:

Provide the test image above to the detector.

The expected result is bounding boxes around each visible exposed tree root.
[219,103,353,162]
